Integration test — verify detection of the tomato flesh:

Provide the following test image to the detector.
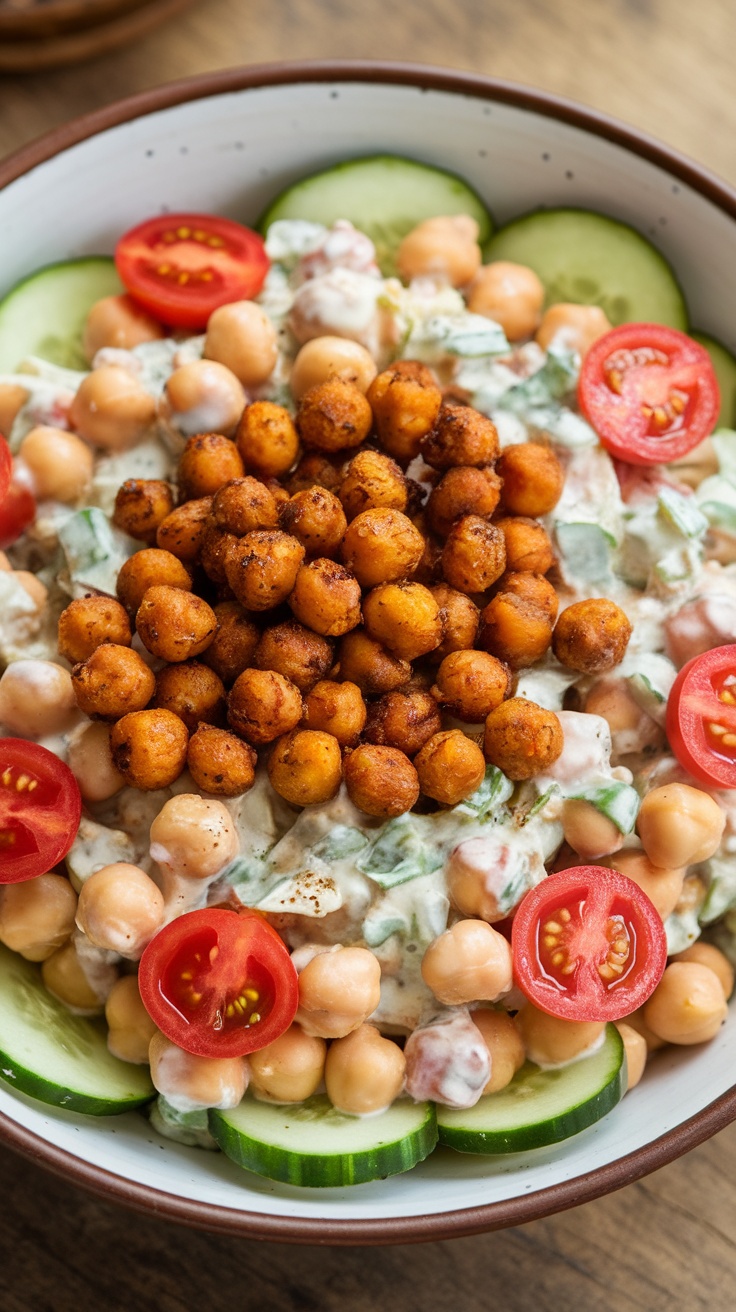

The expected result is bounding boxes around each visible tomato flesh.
[512,866,667,1021]
[0,435,11,505]
[666,645,736,788]
[115,213,270,330]
[579,323,719,466]
[0,740,82,883]
[0,480,35,550]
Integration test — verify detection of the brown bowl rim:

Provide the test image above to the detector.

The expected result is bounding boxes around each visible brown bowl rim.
[1,59,736,1243]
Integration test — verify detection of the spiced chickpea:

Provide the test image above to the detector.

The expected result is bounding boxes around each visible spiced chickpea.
[302,679,366,747]
[110,708,189,789]
[397,214,481,287]
[553,598,633,673]
[204,300,278,386]
[296,946,382,1039]
[516,1003,605,1066]
[290,337,377,401]
[466,261,544,340]
[344,743,420,817]
[430,584,479,657]
[442,515,506,594]
[296,376,372,454]
[432,649,510,722]
[68,722,126,803]
[19,426,94,503]
[199,525,237,586]
[116,549,192,616]
[177,432,244,499]
[287,450,346,496]
[289,558,362,636]
[160,359,246,439]
[0,873,77,962]
[477,592,554,668]
[201,601,259,684]
[211,477,279,536]
[342,508,424,589]
[364,689,441,757]
[414,730,486,805]
[536,303,612,357]
[495,571,558,622]
[471,1010,526,1094]
[155,497,213,565]
[636,784,725,870]
[83,294,164,359]
[187,724,257,796]
[268,728,343,806]
[236,401,300,479]
[58,595,132,664]
[339,449,408,521]
[421,404,499,471]
[337,629,411,696]
[105,976,158,1065]
[69,366,156,451]
[643,962,728,1045]
[426,465,502,538]
[608,850,684,921]
[362,581,443,661]
[411,532,444,588]
[673,943,734,1000]
[72,644,155,720]
[254,620,333,693]
[152,661,227,732]
[484,698,564,779]
[421,919,512,1005]
[76,863,164,959]
[497,443,565,517]
[367,360,443,465]
[248,1024,327,1103]
[136,587,217,663]
[227,668,303,745]
[113,478,175,543]
[325,1025,406,1115]
[225,529,305,611]
[279,486,347,558]
[264,477,290,507]
[496,516,555,575]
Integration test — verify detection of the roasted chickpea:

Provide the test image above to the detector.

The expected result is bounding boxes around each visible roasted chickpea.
[253,620,333,694]
[397,214,481,287]
[204,300,278,386]
[177,432,244,499]
[561,798,624,861]
[290,337,377,401]
[116,548,193,615]
[150,794,239,882]
[422,404,499,471]
[186,724,257,796]
[516,1003,605,1066]
[105,975,158,1064]
[268,728,343,806]
[210,476,278,536]
[325,1024,405,1115]
[466,261,544,340]
[0,660,78,738]
[364,689,441,757]
[430,584,479,657]
[637,784,725,870]
[614,1021,648,1091]
[287,450,346,495]
[149,1032,248,1112]
[136,586,217,663]
[337,629,411,695]
[553,598,633,673]
[497,442,565,517]
[494,571,559,621]
[296,376,372,453]
[341,507,424,589]
[289,558,362,636]
[367,360,443,465]
[495,516,555,575]
[296,946,382,1039]
[426,465,502,538]
[0,873,77,962]
[339,448,408,521]
[160,359,246,439]
[442,515,506,594]
[152,661,226,732]
[432,649,509,722]
[302,679,366,747]
[608,850,684,921]
[279,485,347,558]
[673,943,734,1000]
[225,529,305,611]
[477,592,554,669]
[471,1009,526,1094]
[362,581,443,661]
[248,1024,327,1103]
[68,722,126,802]
[227,667,303,745]
[69,366,156,451]
[155,496,213,565]
[19,425,94,503]
[110,708,189,789]
[236,400,300,479]
[643,962,728,1045]
[536,303,612,357]
[344,743,419,817]
[72,643,155,720]
[76,863,164,959]
[421,919,512,1005]
[199,525,237,586]
[42,940,105,1013]
[484,698,564,779]
[200,601,260,685]
[112,478,175,544]
[83,294,164,359]
[58,595,132,664]
[414,729,486,805]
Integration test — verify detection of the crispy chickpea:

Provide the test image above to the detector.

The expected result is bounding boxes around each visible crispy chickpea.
[110,708,189,790]
[494,571,559,622]
[516,1003,605,1066]
[339,448,407,521]
[442,515,506,594]
[673,943,734,1000]
[344,743,419,817]
[201,601,260,685]
[367,360,443,465]
[287,450,346,495]
[268,728,343,806]
[289,558,362,636]
[112,478,175,544]
[397,214,481,287]
[561,798,624,861]
[67,722,126,802]
[225,528,305,611]
[432,649,509,722]
[152,661,226,733]
[302,679,366,747]
[136,586,217,663]
[155,496,213,565]
[76,863,164,959]
[609,850,685,921]
[497,442,565,517]
[414,729,486,805]
[279,485,347,558]
[149,1032,248,1111]
[199,524,237,586]
[19,425,94,503]
[426,465,502,538]
[364,689,441,756]
[58,595,132,664]
[187,724,257,796]
[296,376,372,454]
[211,476,278,536]
[613,1021,648,1091]
[325,1024,405,1115]
[337,629,411,695]
[42,940,105,1013]
[421,919,512,1005]
[177,432,244,499]
[69,366,156,451]
[422,404,499,471]
[236,400,300,479]
[72,643,155,720]
[362,581,443,661]
[149,794,239,881]
[0,873,77,962]
[227,667,303,745]
[160,359,246,439]
[249,1024,327,1103]
[341,507,424,589]
[83,294,164,359]
[0,381,28,435]
[466,261,544,340]
[296,946,382,1039]
[471,1009,526,1094]
[496,516,555,575]
[0,660,78,737]
[254,620,333,694]
[105,975,158,1064]
[643,962,728,1045]
[203,300,278,386]
[430,584,479,657]
[290,337,377,401]
[116,548,192,615]
[484,698,563,779]
[536,303,612,357]
[553,598,633,674]
[637,784,725,870]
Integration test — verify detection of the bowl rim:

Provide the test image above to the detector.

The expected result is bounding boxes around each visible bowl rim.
[1,58,736,1244]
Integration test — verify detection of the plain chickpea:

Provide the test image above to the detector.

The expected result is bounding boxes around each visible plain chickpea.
[248,1024,327,1103]
[344,743,419,817]
[426,465,502,538]
[341,507,424,589]
[160,359,245,438]
[325,1024,406,1115]
[397,214,481,287]
[0,660,78,737]
[201,601,260,685]
[289,558,362,636]
[254,620,333,694]
[497,442,565,517]
[290,336,377,401]
[367,360,443,465]
[430,584,479,657]
[422,404,499,471]
[178,432,244,499]
[225,528,305,611]
[67,722,126,802]
[204,300,278,386]
[19,425,93,503]
[279,485,347,558]
[83,294,164,359]
[136,586,217,663]
[227,667,303,745]
[364,688,441,756]
[0,873,77,962]
[149,794,239,881]
[268,728,343,806]
[69,366,156,450]
[536,303,612,357]
[623,1006,667,1053]
[0,381,28,435]
[112,478,175,544]
[76,863,164,959]
[72,643,155,720]
[446,838,509,923]
[149,1032,248,1111]
[187,724,257,797]
[339,449,407,522]
[442,515,506,594]
[152,661,227,732]
[296,946,382,1039]
[362,581,443,661]
[211,476,278,536]
[471,1009,526,1094]
[105,975,158,1064]
[496,516,555,575]
[637,784,725,870]
[643,962,728,1044]
[236,401,300,479]
[116,548,192,616]
[110,708,189,790]
[421,919,512,1005]
[432,649,509,722]
[337,629,411,695]
[484,698,563,780]
[609,850,685,921]
[155,497,213,565]
[58,595,132,664]
[553,599,633,673]
[561,798,624,861]
[414,730,486,805]
[42,940,104,1013]
[516,1003,605,1066]
[614,1022,648,1091]
[466,261,544,340]
[13,570,47,610]
[672,943,734,1000]
[302,679,366,747]
[584,679,646,736]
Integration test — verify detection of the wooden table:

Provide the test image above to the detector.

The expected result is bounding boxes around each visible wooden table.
[1,2,736,1307]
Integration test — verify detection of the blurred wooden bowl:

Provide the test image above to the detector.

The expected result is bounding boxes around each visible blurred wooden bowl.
[0,0,196,68]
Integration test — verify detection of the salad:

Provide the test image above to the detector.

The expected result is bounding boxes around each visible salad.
[0,153,735,1189]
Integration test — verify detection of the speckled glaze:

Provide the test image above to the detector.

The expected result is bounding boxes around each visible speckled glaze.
[1,62,735,1243]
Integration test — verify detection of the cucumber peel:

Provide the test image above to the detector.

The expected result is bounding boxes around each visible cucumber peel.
[0,256,123,373]
[692,332,736,427]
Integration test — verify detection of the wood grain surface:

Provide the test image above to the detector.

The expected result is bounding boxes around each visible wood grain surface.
[1,2,736,1308]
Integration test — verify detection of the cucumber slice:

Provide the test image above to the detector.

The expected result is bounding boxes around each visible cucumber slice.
[0,256,123,373]
[210,1093,437,1187]
[485,209,687,329]
[258,155,493,277]
[0,945,154,1115]
[437,1023,625,1154]
[692,332,736,427]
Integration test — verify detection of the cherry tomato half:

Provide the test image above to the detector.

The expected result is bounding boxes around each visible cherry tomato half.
[0,739,82,884]
[511,866,667,1022]
[666,645,736,789]
[0,480,36,550]
[115,213,270,330]
[138,907,299,1058]
[579,323,719,466]
[0,436,11,505]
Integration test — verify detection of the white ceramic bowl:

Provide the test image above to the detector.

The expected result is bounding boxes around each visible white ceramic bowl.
[1,62,735,1243]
